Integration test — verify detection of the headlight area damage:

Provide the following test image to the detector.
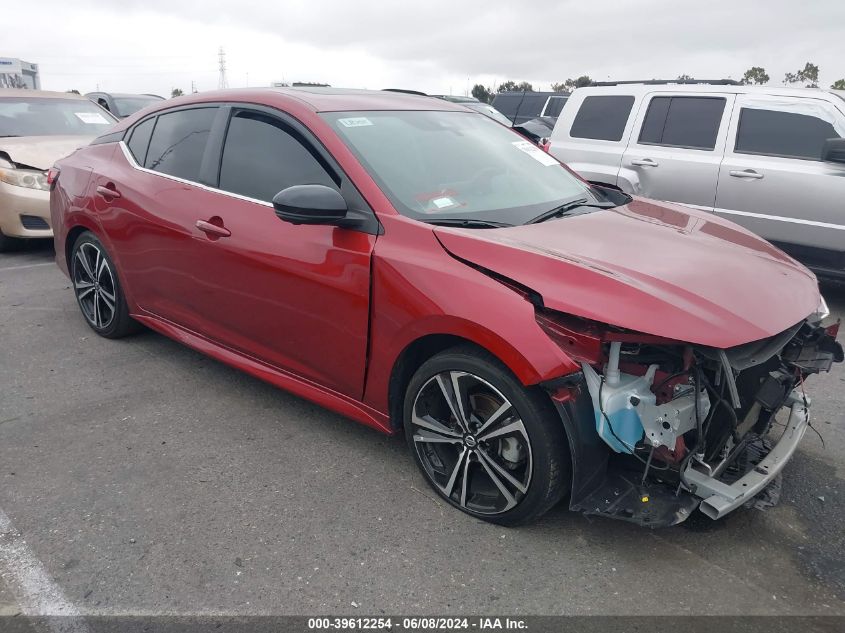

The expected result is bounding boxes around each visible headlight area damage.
[536,309,843,527]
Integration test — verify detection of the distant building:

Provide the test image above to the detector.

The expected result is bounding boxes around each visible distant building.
[269,81,331,88]
[0,57,40,89]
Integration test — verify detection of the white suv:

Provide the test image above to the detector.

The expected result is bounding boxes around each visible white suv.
[547,82,845,277]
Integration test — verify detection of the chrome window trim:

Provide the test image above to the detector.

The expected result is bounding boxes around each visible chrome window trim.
[117,140,273,208]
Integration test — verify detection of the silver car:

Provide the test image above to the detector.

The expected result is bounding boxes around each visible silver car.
[548,83,845,277]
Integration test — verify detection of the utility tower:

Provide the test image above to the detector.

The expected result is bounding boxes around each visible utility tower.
[218,47,228,89]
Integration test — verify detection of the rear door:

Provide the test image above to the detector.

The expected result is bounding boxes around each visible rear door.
[95,105,222,329]
[714,94,845,265]
[619,92,734,208]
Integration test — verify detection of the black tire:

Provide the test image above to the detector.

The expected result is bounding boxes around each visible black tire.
[70,231,139,338]
[0,230,18,253]
[404,345,570,526]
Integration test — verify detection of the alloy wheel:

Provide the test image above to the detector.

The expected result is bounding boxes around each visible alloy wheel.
[410,371,533,515]
[73,242,117,329]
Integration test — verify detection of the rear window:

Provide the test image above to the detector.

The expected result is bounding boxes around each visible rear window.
[144,107,216,181]
[735,108,841,160]
[638,96,726,150]
[491,95,521,117]
[570,95,635,142]
[0,97,115,137]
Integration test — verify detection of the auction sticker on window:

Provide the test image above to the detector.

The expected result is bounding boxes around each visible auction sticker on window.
[512,140,559,166]
[338,117,374,128]
[74,112,110,124]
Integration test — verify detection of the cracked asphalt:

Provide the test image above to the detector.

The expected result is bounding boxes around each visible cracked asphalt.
[0,240,843,616]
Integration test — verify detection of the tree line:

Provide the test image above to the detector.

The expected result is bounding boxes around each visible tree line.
[471,63,845,103]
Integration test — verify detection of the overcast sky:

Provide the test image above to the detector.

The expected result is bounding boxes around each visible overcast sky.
[6,0,845,97]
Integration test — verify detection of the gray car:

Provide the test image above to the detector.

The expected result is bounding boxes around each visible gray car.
[548,83,845,277]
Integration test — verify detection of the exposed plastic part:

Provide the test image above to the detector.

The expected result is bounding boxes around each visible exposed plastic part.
[581,357,710,454]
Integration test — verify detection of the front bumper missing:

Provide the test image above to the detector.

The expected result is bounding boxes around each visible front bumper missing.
[685,392,809,520]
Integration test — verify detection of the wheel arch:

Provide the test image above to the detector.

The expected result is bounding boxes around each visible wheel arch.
[387,333,477,432]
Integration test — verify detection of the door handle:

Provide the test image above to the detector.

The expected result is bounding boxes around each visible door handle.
[96,185,121,198]
[729,169,764,180]
[196,219,231,238]
[631,158,659,167]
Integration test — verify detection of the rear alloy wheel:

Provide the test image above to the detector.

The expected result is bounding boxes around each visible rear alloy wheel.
[71,232,138,338]
[405,346,569,525]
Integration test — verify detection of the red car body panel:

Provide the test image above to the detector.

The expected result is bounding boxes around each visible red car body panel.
[50,88,821,437]
[433,197,819,349]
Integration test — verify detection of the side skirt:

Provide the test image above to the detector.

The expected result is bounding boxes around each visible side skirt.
[132,313,393,434]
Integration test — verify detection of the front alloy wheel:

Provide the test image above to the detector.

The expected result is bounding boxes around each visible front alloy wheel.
[405,346,569,525]
[411,371,532,515]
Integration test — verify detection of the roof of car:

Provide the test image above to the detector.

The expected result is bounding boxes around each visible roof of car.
[85,92,164,99]
[572,83,843,100]
[0,88,89,100]
[167,87,471,113]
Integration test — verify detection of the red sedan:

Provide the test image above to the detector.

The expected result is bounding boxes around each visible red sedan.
[50,88,841,527]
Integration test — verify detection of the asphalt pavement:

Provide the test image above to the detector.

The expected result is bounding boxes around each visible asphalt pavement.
[0,240,843,617]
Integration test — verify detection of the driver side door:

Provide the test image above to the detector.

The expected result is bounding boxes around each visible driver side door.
[172,107,378,398]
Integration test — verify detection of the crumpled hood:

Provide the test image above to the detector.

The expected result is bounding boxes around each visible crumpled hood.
[434,197,820,349]
[0,135,94,171]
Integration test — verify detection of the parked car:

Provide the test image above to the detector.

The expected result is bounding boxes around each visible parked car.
[432,95,514,126]
[492,91,568,125]
[85,92,164,119]
[547,82,845,277]
[50,88,841,527]
[512,116,556,146]
[0,89,116,250]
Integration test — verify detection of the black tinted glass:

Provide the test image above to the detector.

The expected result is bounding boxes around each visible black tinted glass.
[735,108,841,160]
[218,111,336,202]
[544,96,567,117]
[570,95,635,141]
[144,108,216,180]
[127,117,154,164]
[517,95,547,117]
[638,97,671,144]
[639,96,725,150]
[492,95,520,116]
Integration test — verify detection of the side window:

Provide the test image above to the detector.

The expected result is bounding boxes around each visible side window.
[638,96,725,150]
[735,107,842,160]
[126,117,155,165]
[144,107,217,181]
[218,111,337,203]
[570,95,635,141]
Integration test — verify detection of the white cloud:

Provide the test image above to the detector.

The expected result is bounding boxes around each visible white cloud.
[5,0,844,97]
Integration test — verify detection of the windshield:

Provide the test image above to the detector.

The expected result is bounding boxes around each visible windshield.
[112,96,161,118]
[324,110,589,224]
[0,97,116,137]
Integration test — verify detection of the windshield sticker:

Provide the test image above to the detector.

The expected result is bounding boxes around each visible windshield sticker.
[74,112,110,125]
[512,140,559,166]
[338,117,373,128]
[431,197,457,209]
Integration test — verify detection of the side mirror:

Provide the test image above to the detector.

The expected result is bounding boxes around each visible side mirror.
[272,185,348,226]
[822,138,845,164]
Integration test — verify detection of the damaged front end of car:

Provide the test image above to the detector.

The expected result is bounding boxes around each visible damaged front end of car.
[535,306,843,527]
